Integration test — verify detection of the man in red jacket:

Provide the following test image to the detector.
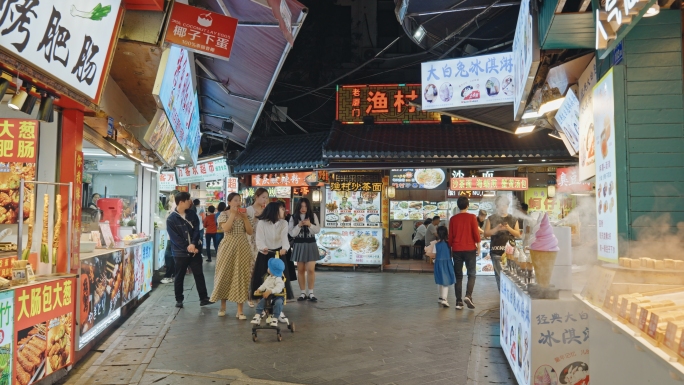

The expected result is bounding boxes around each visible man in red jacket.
[448,196,481,310]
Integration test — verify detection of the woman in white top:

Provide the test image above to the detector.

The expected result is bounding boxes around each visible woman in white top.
[289,198,321,301]
[252,201,294,321]
[245,187,269,307]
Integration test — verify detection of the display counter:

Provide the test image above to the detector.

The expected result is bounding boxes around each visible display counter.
[77,241,153,350]
[577,265,684,384]
[500,271,590,385]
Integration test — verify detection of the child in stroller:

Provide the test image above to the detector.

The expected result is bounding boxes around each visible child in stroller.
[251,257,295,342]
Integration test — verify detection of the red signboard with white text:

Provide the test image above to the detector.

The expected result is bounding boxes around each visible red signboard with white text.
[164,2,239,60]
[450,177,528,191]
[556,167,592,193]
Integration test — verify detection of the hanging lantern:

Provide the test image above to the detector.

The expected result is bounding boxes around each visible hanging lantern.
[312,189,321,202]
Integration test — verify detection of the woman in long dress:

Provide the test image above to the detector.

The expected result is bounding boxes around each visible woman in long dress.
[289,198,321,301]
[252,201,294,319]
[210,193,253,319]
[245,188,269,307]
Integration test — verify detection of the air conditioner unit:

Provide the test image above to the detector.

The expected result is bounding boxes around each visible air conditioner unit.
[94,159,136,173]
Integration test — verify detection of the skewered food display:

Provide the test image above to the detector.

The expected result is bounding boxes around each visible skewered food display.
[52,195,62,268]
[40,195,49,264]
[22,193,34,260]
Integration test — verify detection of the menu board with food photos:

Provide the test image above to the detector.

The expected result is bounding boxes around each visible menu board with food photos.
[390,201,449,221]
[316,228,383,265]
[324,188,381,228]
[390,168,448,190]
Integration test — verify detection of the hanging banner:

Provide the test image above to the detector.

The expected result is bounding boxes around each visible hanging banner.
[421,52,515,111]
[553,90,580,156]
[143,110,182,167]
[186,93,201,166]
[578,59,597,181]
[158,172,178,191]
[556,167,592,193]
[176,159,230,184]
[593,69,618,264]
[0,1,122,103]
[512,0,540,120]
[164,2,239,61]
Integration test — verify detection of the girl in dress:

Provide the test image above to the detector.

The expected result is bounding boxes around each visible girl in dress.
[252,201,294,320]
[210,193,254,319]
[434,226,456,307]
[289,198,321,301]
[245,188,269,307]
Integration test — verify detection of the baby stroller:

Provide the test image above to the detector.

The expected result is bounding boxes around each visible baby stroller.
[251,276,295,342]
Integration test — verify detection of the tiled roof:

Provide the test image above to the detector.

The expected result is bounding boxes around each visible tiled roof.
[232,133,329,174]
[323,122,570,159]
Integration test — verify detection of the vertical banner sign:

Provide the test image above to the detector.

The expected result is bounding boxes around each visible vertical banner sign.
[186,93,201,166]
[513,0,538,120]
[158,172,178,191]
[164,2,239,60]
[553,90,581,155]
[72,151,84,270]
[593,70,618,263]
[226,177,239,193]
[0,1,122,103]
[0,290,13,385]
[578,59,597,181]
[0,119,38,225]
[421,52,515,110]
[382,176,389,239]
[143,110,182,167]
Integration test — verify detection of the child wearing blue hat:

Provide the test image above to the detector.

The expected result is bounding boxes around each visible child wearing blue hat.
[251,258,286,327]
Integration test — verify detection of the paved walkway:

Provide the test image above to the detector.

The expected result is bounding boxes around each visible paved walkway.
[60,262,514,385]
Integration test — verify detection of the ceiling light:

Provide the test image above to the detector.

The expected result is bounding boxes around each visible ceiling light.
[515,125,536,134]
[548,130,562,140]
[538,97,565,115]
[141,162,154,168]
[179,156,185,160]
[36,93,54,122]
[413,25,427,43]
[542,159,547,162]
[644,3,659,17]
[146,167,159,174]
[521,110,543,119]
[20,85,38,115]
[106,137,128,154]
[8,89,27,110]
[126,148,133,154]
[518,159,523,162]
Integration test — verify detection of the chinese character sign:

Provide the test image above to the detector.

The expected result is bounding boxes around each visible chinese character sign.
[596,0,651,50]
[226,177,238,193]
[251,172,316,187]
[593,70,618,263]
[0,119,38,163]
[556,167,591,193]
[336,84,450,123]
[578,59,597,181]
[0,290,13,384]
[164,2,238,60]
[176,159,230,184]
[421,52,515,111]
[554,90,581,155]
[0,1,122,103]
[157,46,196,155]
[158,172,178,191]
[450,177,528,191]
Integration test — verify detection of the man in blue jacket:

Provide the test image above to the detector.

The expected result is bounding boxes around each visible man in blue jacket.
[167,192,213,308]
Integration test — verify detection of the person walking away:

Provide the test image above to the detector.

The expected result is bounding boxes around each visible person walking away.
[434,226,456,307]
[166,192,213,308]
[215,202,227,246]
[246,188,269,307]
[253,201,294,322]
[425,216,441,249]
[211,193,254,318]
[203,205,217,262]
[161,191,178,284]
[289,198,321,302]
[251,258,286,327]
[484,195,521,290]
[413,218,431,249]
[449,196,481,310]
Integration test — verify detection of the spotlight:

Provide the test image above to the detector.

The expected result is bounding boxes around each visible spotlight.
[413,25,426,43]
[8,78,27,110]
[0,78,9,100]
[20,85,38,115]
[37,93,54,122]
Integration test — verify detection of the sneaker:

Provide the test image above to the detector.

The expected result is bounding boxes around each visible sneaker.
[248,301,255,308]
[175,301,183,308]
[218,310,226,317]
[308,294,318,302]
[455,301,464,310]
[464,297,475,309]
[278,315,288,323]
[236,314,247,320]
[269,318,278,327]
[251,315,262,325]
[161,278,173,284]
[297,293,307,301]
[200,299,215,306]
[440,299,450,308]
[437,298,444,304]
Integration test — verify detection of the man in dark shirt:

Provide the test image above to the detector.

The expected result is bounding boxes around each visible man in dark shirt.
[484,196,521,290]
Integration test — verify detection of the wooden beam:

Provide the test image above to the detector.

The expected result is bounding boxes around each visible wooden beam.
[578,0,592,12]
[661,0,676,8]
[556,0,568,13]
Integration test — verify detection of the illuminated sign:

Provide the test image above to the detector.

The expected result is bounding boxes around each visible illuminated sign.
[251,172,317,187]
[337,84,460,124]
[450,177,529,191]
[596,0,654,53]
[0,119,38,163]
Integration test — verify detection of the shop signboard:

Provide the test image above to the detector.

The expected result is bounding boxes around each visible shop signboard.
[0,290,12,385]
[596,0,654,54]
[251,172,316,187]
[336,84,455,124]
[186,93,201,166]
[0,1,122,103]
[553,90,580,156]
[578,59,596,181]
[556,167,592,193]
[525,188,576,223]
[512,0,540,120]
[316,228,383,265]
[0,119,38,164]
[14,278,76,383]
[448,190,485,199]
[593,70,618,264]
[450,177,528,191]
[390,201,448,221]
[226,177,238,193]
[164,2,238,61]
[389,169,447,190]
[158,172,177,191]
[176,159,230,184]
[139,242,153,299]
[421,52,515,111]
[143,110,182,167]
[324,188,381,228]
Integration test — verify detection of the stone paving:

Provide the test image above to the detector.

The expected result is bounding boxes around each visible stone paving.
[60,262,515,385]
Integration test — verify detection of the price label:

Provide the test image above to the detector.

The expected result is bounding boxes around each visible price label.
[619,298,629,319]
[639,309,650,332]
[647,312,660,339]
[664,322,679,350]
[678,329,684,359]
[630,303,640,325]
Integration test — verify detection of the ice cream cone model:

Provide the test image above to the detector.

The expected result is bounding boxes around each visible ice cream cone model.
[529,213,559,288]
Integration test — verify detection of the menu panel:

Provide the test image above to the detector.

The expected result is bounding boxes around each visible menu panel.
[389,169,448,190]
[316,228,383,265]
[390,201,449,221]
[324,189,381,228]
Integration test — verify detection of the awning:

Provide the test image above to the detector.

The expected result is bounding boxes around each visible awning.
[323,122,571,165]
[232,132,329,174]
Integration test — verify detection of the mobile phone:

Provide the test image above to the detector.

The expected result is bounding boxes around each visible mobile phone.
[238,208,247,213]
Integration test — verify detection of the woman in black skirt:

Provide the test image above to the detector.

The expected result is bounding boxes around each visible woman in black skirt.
[289,198,321,301]
[252,201,294,322]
